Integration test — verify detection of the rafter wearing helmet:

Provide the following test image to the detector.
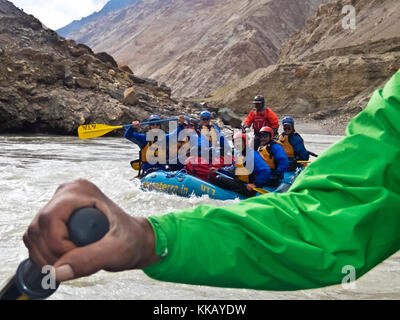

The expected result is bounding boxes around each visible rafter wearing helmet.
[258,126,289,187]
[124,114,187,176]
[277,116,309,171]
[198,110,230,161]
[208,132,271,197]
[242,95,279,149]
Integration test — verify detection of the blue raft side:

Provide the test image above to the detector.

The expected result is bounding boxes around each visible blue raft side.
[140,171,247,200]
[140,170,300,200]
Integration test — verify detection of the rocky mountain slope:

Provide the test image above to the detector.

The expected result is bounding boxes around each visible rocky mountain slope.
[0,0,184,135]
[207,0,400,134]
[57,0,139,38]
[59,0,329,98]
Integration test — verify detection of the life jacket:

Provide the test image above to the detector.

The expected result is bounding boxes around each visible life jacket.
[277,133,303,158]
[234,154,251,183]
[258,142,276,170]
[177,136,189,149]
[201,125,219,145]
[253,108,273,134]
[141,139,167,164]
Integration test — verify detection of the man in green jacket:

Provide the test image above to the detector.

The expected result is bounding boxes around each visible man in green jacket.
[23,70,400,291]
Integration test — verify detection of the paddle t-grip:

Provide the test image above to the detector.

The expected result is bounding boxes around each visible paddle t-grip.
[12,207,109,300]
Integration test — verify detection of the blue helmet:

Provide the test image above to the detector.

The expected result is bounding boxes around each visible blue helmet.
[282,116,294,126]
[200,110,212,120]
[147,114,161,123]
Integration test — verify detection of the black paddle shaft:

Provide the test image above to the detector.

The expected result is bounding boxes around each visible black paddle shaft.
[0,207,109,300]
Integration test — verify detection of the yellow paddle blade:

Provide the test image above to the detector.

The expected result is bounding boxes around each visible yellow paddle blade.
[253,187,269,194]
[130,159,141,171]
[78,124,124,140]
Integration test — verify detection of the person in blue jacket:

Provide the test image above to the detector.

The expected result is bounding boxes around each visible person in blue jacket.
[277,116,309,170]
[198,110,231,160]
[124,115,187,176]
[258,126,289,186]
[210,132,271,197]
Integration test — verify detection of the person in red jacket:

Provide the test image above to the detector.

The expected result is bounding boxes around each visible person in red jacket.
[242,95,279,149]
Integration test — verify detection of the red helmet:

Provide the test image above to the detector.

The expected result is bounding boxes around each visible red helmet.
[233,132,248,144]
[259,126,274,138]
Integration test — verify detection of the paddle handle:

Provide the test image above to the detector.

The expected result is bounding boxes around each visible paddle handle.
[13,208,109,300]
[308,150,319,157]
[123,118,178,128]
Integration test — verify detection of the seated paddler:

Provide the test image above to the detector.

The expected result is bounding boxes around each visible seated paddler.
[209,132,271,197]
[258,126,289,186]
[124,114,187,176]
[277,116,309,170]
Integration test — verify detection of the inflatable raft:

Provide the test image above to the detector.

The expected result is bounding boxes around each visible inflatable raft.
[140,168,302,200]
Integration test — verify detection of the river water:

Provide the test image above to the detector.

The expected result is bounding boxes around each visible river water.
[1,131,400,300]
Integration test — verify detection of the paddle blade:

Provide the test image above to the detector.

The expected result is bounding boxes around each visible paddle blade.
[130,159,141,171]
[78,124,123,140]
[253,187,269,194]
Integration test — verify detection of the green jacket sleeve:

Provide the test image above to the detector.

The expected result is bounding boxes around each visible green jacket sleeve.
[143,70,400,291]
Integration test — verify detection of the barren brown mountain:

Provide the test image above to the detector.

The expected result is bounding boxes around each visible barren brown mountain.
[60,0,329,98]
[0,0,182,134]
[207,0,400,134]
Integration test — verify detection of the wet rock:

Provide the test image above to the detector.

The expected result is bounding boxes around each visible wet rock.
[64,75,75,88]
[75,77,97,89]
[294,65,308,78]
[30,93,50,103]
[76,43,94,55]
[123,87,139,105]
[18,47,39,58]
[129,74,145,84]
[27,19,42,31]
[144,78,158,86]
[119,65,133,74]
[69,47,87,57]
[95,52,118,68]
[66,39,76,47]
[159,83,172,96]
[218,108,242,128]
[106,87,124,101]
[106,105,124,121]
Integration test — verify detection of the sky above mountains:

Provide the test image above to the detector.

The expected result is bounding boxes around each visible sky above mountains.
[10,0,109,29]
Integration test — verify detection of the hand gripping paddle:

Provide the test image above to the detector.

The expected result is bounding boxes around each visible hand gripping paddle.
[0,207,109,300]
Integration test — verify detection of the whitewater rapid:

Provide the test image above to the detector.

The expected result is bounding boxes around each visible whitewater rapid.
[1,133,400,299]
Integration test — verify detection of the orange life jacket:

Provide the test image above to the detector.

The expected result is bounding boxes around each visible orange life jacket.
[277,134,295,158]
[141,141,167,164]
[235,154,250,183]
[258,143,276,170]
[201,125,219,144]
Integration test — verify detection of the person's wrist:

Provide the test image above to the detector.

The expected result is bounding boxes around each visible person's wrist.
[132,217,160,269]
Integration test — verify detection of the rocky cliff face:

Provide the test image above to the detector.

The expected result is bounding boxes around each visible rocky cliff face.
[0,0,184,135]
[59,0,329,98]
[279,0,400,62]
[207,0,400,134]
